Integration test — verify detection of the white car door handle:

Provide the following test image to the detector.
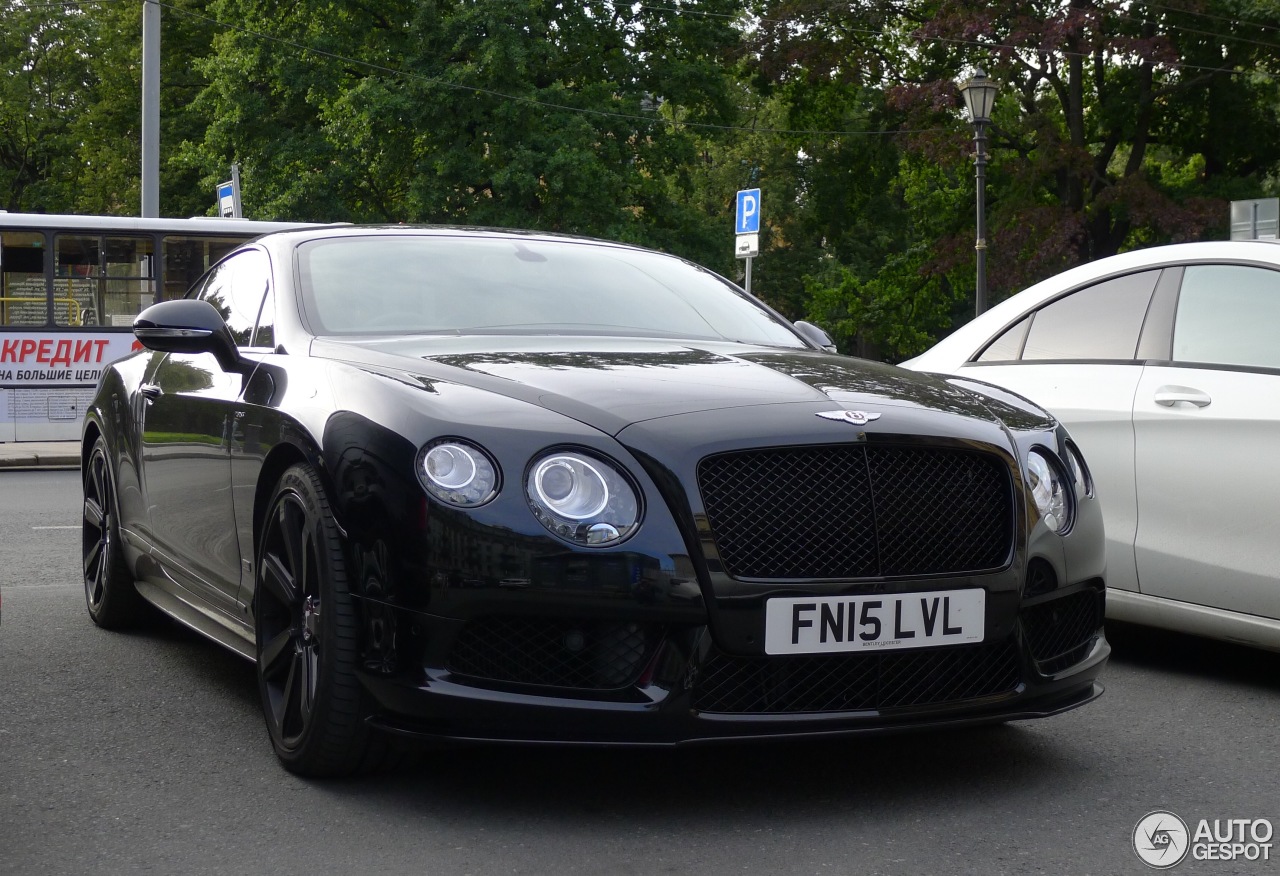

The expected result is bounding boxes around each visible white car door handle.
[1153,386,1212,408]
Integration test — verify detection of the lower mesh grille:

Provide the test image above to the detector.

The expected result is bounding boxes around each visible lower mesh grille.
[447,617,660,690]
[692,639,1021,714]
[1021,589,1103,674]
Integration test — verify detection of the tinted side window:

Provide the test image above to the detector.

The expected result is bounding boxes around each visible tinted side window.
[199,250,269,347]
[1019,270,1160,361]
[1174,265,1280,369]
[196,260,241,342]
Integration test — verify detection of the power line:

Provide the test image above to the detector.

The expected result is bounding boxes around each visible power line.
[1141,0,1280,37]
[9,0,126,10]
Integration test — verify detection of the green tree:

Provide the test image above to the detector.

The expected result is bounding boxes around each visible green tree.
[739,0,962,351]
[748,0,1280,360]
[0,2,94,211]
[0,1,229,217]
[180,0,745,266]
[899,0,1280,290]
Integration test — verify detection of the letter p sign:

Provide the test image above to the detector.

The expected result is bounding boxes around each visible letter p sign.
[736,188,761,235]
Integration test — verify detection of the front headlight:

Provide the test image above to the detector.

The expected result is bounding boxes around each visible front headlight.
[526,450,641,546]
[417,439,500,508]
[1026,448,1072,533]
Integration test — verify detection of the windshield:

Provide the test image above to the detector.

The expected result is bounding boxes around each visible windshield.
[296,234,805,347]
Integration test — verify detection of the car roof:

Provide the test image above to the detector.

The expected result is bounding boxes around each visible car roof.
[253,223,652,252]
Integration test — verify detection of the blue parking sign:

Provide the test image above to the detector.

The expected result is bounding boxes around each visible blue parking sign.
[736,188,761,234]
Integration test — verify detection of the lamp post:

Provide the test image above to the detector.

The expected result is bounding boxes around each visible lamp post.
[959,68,998,316]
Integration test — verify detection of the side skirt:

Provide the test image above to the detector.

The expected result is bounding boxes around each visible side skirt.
[134,579,256,662]
[1107,587,1280,653]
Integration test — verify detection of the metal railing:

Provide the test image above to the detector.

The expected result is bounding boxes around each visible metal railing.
[0,296,84,326]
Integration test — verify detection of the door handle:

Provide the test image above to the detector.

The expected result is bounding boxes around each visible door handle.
[140,383,163,400]
[1153,385,1211,408]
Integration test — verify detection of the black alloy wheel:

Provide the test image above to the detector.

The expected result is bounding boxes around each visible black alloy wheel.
[82,436,145,627]
[255,463,371,777]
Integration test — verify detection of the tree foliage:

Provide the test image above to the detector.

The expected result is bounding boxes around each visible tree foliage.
[5,0,1280,360]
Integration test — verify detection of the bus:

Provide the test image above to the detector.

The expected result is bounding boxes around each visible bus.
[0,212,326,441]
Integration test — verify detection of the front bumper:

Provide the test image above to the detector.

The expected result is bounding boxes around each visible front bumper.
[353,594,1109,746]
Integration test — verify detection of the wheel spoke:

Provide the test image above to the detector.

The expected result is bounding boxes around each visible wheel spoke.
[83,496,104,530]
[267,657,291,734]
[84,538,102,580]
[83,450,110,609]
[88,455,101,496]
[260,628,294,680]
[280,651,303,739]
[86,563,104,606]
[279,501,307,592]
[259,552,298,609]
[299,646,317,727]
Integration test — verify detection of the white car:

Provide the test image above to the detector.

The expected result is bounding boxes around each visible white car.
[904,240,1280,651]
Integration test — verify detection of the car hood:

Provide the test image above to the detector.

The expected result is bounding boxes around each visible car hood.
[309,335,1014,436]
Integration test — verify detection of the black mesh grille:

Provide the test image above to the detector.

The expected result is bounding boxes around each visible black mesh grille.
[698,444,1013,579]
[692,639,1022,714]
[1021,589,1103,674]
[448,617,659,690]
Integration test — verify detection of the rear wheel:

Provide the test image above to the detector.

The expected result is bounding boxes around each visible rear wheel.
[82,436,145,627]
[255,463,373,777]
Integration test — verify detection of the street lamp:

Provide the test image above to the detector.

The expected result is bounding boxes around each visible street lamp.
[959,68,998,316]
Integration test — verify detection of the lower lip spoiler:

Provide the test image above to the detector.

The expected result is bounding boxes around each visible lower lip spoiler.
[363,681,1104,749]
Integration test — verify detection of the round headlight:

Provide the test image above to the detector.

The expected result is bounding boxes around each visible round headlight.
[417,439,499,507]
[526,451,640,546]
[1026,448,1071,534]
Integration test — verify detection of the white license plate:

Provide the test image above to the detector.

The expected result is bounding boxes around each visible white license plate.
[764,589,985,655]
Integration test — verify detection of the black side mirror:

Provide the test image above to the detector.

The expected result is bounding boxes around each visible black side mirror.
[794,320,837,353]
[134,299,246,373]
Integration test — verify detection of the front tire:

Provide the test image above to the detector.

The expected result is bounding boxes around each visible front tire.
[255,463,372,777]
[83,435,145,627]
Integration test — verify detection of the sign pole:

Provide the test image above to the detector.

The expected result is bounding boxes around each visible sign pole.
[734,187,761,294]
[231,163,243,218]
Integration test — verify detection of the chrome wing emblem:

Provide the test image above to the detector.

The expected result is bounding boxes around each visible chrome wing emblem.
[816,410,882,426]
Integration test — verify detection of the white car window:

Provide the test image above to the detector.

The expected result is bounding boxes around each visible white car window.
[975,315,1030,362]
[1018,271,1159,361]
[1173,265,1280,370]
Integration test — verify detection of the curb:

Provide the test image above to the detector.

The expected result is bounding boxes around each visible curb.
[0,455,81,470]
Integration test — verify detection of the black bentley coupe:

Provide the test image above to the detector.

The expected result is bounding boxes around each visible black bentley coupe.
[81,226,1109,776]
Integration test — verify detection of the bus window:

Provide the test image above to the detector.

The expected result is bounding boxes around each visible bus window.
[1,212,322,441]
[54,235,154,328]
[163,236,244,301]
[1,232,48,326]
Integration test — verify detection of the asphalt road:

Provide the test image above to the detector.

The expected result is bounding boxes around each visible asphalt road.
[1,470,1278,876]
